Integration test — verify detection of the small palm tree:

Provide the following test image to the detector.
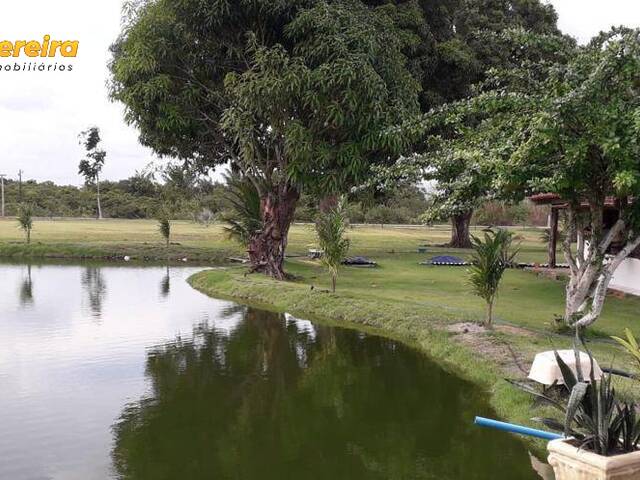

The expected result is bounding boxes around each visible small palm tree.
[17,204,34,244]
[612,328,640,375]
[158,216,171,247]
[220,172,262,247]
[315,198,350,293]
[468,228,518,327]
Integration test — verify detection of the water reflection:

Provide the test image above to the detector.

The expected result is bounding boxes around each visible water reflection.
[111,308,540,480]
[82,266,107,317]
[160,266,170,299]
[19,264,34,307]
[0,263,545,480]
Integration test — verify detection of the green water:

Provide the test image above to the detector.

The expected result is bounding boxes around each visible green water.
[0,263,545,479]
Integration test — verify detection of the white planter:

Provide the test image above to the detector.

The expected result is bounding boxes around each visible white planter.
[548,439,640,480]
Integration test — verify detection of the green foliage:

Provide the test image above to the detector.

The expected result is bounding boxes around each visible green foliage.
[507,28,640,236]
[370,22,573,242]
[612,328,640,375]
[468,228,518,326]
[16,204,33,244]
[110,0,421,277]
[220,173,262,248]
[0,171,233,220]
[78,127,106,185]
[110,0,419,192]
[157,216,171,247]
[474,201,545,227]
[315,199,350,292]
[294,184,428,224]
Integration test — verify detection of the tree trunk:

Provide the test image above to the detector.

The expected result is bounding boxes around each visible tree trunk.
[248,184,299,280]
[562,201,640,328]
[331,273,336,293]
[449,211,473,248]
[548,208,559,268]
[486,299,494,327]
[96,174,103,220]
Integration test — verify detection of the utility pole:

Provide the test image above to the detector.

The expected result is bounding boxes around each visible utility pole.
[0,174,6,217]
[18,169,23,203]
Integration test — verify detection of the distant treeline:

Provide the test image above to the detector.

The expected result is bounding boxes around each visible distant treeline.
[0,172,546,226]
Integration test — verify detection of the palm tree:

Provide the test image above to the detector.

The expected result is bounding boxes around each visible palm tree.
[17,204,33,244]
[220,172,261,247]
[468,228,518,326]
[315,198,350,293]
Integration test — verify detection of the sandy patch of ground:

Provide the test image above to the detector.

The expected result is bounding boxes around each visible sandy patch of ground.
[446,322,531,378]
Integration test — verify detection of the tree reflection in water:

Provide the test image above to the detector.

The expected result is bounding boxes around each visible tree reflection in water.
[160,266,170,299]
[82,267,106,318]
[19,264,34,307]
[111,308,539,480]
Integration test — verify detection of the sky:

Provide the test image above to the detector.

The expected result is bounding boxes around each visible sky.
[0,0,639,186]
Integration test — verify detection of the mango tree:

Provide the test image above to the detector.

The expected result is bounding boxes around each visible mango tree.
[109,0,419,279]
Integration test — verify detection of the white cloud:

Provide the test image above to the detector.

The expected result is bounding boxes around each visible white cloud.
[0,1,157,185]
[548,0,640,44]
[0,0,638,184]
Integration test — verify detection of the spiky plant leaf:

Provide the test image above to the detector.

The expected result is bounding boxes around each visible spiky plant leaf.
[554,349,578,391]
[565,382,588,437]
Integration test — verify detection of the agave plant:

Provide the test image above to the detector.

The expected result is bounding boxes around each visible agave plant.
[513,336,640,456]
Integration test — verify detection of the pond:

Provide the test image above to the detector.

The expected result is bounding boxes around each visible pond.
[0,262,548,479]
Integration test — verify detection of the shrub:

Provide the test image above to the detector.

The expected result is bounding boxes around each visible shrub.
[16,204,34,244]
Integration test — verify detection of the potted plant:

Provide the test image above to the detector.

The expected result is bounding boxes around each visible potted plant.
[515,339,640,479]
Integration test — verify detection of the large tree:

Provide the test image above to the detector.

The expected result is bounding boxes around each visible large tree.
[371,0,563,247]
[508,28,640,328]
[372,27,574,246]
[109,0,419,278]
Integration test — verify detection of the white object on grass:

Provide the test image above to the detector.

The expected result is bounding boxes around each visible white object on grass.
[528,350,603,386]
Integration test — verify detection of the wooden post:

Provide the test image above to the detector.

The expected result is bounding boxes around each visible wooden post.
[548,208,559,268]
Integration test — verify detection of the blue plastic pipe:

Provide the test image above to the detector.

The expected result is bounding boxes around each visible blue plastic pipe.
[474,416,563,441]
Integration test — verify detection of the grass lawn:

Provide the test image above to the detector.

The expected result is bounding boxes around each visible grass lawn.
[0,218,241,263]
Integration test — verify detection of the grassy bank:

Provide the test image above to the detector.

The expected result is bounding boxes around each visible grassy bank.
[189,267,550,451]
[0,217,550,263]
[189,257,640,453]
[0,218,241,263]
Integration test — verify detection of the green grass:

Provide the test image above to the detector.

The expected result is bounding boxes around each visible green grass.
[0,218,241,263]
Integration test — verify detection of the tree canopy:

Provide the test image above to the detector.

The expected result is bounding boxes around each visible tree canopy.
[507,27,640,327]
[110,0,421,277]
